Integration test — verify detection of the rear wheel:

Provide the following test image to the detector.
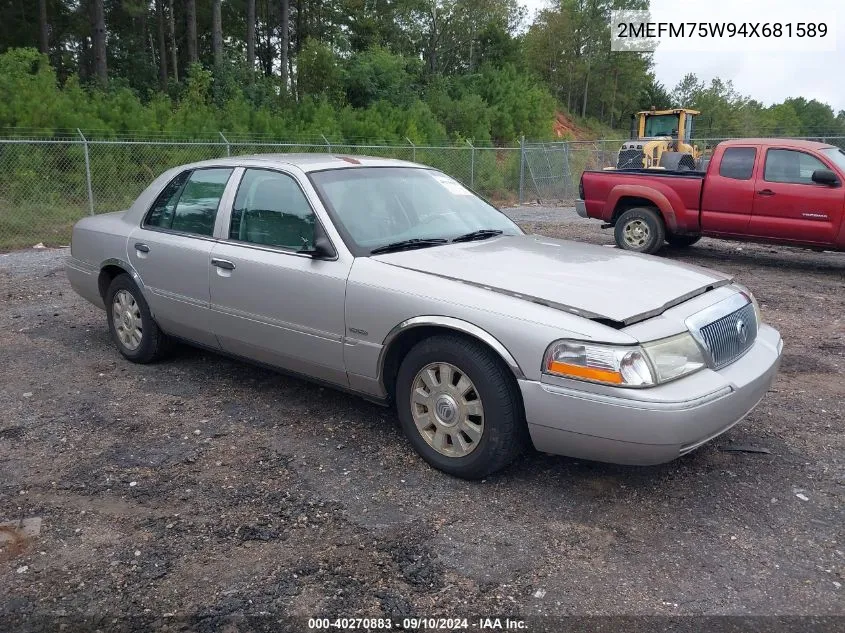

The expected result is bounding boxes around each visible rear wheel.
[614,207,665,254]
[105,274,170,363]
[395,335,526,479]
[666,234,701,248]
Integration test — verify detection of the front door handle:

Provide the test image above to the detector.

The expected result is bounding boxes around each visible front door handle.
[211,258,235,271]
[134,242,150,253]
[757,189,775,196]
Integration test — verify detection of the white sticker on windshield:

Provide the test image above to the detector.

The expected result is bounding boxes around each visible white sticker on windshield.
[434,175,472,196]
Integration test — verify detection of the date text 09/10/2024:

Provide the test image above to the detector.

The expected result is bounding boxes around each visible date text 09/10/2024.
[307,617,528,630]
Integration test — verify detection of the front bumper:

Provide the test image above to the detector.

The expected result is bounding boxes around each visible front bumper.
[520,324,783,465]
[575,199,588,218]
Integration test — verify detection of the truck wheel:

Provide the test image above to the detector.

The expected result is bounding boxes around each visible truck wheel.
[614,208,665,254]
[395,334,526,479]
[666,234,701,248]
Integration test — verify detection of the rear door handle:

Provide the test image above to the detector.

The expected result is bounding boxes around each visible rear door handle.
[757,189,775,196]
[211,258,235,271]
[134,242,150,253]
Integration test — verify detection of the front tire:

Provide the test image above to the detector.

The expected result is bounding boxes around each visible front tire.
[105,274,170,363]
[614,207,665,254]
[395,335,526,479]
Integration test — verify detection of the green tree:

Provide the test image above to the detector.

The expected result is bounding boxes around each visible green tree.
[296,39,343,104]
[343,46,421,108]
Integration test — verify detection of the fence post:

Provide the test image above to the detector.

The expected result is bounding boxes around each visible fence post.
[219,131,231,157]
[518,135,525,205]
[78,128,95,216]
[406,137,416,162]
[321,134,332,151]
[467,140,475,188]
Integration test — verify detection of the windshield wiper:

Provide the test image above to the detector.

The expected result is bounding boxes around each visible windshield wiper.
[370,238,448,255]
[451,229,503,243]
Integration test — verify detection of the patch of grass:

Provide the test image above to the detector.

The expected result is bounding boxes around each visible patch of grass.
[0,199,88,251]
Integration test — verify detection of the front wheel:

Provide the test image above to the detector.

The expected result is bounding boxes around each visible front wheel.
[395,335,526,479]
[614,207,665,254]
[666,234,701,248]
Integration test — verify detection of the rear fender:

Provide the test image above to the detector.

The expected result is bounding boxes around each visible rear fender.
[605,184,679,232]
[97,258,154,316]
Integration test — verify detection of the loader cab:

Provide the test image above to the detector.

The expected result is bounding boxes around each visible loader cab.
[639,108,698,145]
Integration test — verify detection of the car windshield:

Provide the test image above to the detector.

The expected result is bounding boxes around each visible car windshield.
[821,147,845,173]
[309,167,522,255]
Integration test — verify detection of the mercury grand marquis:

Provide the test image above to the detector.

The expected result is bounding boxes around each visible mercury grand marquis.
[66,154,783,478]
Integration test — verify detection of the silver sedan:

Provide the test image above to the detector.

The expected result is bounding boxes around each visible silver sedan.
[66,154,783,478]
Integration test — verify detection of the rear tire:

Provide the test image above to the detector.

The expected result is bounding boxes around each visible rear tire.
[395,334,526,479]
[105,274,170,363]
[666,234,701,248]
[614,207,665,254]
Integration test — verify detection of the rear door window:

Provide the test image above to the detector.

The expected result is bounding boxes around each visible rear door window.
[144,168,233,236]
[145,170,191,229]
[171,168,233,236]
[719,147,756,180]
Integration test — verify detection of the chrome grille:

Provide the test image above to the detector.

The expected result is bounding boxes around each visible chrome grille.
[697,302,757,369]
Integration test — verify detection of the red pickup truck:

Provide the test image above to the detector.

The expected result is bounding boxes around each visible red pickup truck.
[577,139,845,254]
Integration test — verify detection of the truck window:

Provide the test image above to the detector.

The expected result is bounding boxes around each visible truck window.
[764,149,826,185]
[719,148,756,180]
[821,147,845,172]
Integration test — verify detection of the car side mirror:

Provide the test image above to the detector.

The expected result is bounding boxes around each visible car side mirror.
[298,222,337,259]
[811,168,840,186]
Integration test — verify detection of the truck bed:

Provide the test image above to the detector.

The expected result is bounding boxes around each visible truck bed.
[581,169,705,233]
[593,168,705,178]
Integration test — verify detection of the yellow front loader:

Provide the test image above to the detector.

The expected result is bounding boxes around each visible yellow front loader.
[616,108,702,170]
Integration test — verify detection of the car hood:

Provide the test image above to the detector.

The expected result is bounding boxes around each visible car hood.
[372,234,732,325]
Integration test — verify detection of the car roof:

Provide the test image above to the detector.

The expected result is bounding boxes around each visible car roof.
[718,138,835,151]
[185,153,422,173]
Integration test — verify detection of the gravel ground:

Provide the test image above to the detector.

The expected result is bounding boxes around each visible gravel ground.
[1,209,844,630]
[502,204,587,225]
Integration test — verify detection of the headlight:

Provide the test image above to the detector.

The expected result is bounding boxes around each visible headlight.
[641,332,706,383]
[543,340,655,387]
[543,333,707,387]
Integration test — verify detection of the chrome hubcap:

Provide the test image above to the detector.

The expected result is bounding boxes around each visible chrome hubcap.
[623,219,650,248]
[112,289,143,351]
[410,362,484,458]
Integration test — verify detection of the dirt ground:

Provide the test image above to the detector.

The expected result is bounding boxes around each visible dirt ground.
[1,208,844,631]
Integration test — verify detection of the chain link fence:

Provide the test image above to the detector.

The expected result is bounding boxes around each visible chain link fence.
[521,140,622,201]
[0,135,526,250]
[2,132,844,250]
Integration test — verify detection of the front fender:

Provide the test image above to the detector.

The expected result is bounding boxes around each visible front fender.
[378,315,526,387]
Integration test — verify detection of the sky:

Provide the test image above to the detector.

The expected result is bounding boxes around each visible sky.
[519,0,845,113]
